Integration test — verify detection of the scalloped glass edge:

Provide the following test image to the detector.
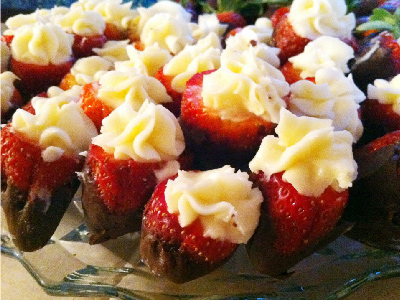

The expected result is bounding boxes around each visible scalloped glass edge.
[2,200,400,300]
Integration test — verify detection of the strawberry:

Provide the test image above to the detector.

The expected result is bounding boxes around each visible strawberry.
[59,72,79,91]
[216,11,247,28]
[247,171,350,276]
[270,6,290,28]
[344,130,400,251]
[104,22,128,41]
[155,67,183,116]
[10,57,75,98]
[272,10,311,64]
[80,82,113,131]
[140,176,237,283]
[72,34,107,59]
[280,61,303,84]
[1,124,83,251]
[1,34,14,46]
[180,70,276,169]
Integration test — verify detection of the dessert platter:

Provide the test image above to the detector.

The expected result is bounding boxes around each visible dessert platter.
[1,0,400,299]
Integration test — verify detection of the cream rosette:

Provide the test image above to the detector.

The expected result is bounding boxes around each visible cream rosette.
[92,100,185,162]
[249,108,357,197]
[164,166,263,243]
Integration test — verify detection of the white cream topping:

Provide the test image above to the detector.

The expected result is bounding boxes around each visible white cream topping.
[249,108,357,197]
[203,50,288,123]
[72,0,137,30]
[140,12,194,55]
[4,9,53,35]
[367,75,400,115]
[1,41,11,72]
[93,39,130,62]
[1,72,19,114]
[46,84,83,100]
[92,100,185,162]
[165,166,263,243]
[289,68,365,142]
[53,7,106,36]
[71,56,113,85]
[163,33,222,93]
[115,43,172,76]
[288,36,354,78]
[11,22,74,65]
[288,0,356,40]
[136,0,192,33]
[97,69,172,110]
[11,87,97,161]
[224,30,281,68]
[190,13,228,41]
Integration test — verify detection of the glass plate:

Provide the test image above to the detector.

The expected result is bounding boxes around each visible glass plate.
[1,197,400,300]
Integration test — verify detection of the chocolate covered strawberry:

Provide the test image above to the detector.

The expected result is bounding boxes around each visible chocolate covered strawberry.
[247,109,357,277]
[281,36,354,84]
[155,32,222,116]
[80,69,173,131]
[1,89,97,251]
[272,0,356,64]
[140,166,263,283]
[352,7,400,92]
[81,101,189,244]
[9,22,75,97]
[180,51,289,168]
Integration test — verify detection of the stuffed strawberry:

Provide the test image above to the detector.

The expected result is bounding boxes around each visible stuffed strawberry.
[352,6,400,92]
[180,57,289,168]
[80,69,173,131]
[280,36,354,84]
[155,32,222,116]
[9,22,75,97]
[344,130,400,251]
[81,101,189,244]
[1,89,97,251]
[272,0,356,64]
[140,166,263,283]
[247,108,357,277]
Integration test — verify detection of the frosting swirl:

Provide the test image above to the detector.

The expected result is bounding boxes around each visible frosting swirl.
[165,166,263,243]
[288,0,356,40]
[92,101,185,162]
[1,72,19,114]
[249,108,357,197]
[11,22,74,65]
[97,69,172,110]
[11,85,97,161]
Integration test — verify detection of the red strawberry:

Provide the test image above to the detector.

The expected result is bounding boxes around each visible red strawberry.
[140,176,237,283]
[104,22,127,41]
[280,61,303,84]
[72,34,107,59]
[247,171,350,277]
[155,67,183,116]
[344,130,400,251]
[271,9,311,64]
[80,82,113,131]
[216,11,247,29]
[59,72,78,91]
[380,32,400,72]
[10,57,74,97]
[1,124,83,251]
[81,144,160,244]
[180,70,276,169]
[270,7,290,28]
[1,34,14,46]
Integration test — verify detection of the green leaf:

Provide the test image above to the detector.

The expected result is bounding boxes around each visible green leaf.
[356,7,400,39]
[357,20,394,32]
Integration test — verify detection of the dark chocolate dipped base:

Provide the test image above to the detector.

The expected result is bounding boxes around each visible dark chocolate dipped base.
[140,226,235,284]
[80,164,143,245]
[344,133,400,251]
[1,177,80,252]
[246,208,353,278]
